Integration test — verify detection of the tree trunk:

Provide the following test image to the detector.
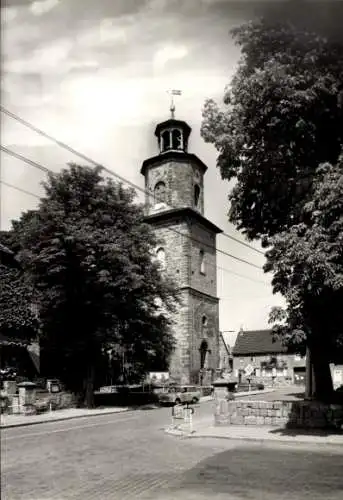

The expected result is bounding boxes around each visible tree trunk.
[310,342,334,403]
[84,364,95,408]
[305,347,314,399]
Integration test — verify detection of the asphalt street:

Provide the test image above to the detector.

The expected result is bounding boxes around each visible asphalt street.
[1,401,343,500]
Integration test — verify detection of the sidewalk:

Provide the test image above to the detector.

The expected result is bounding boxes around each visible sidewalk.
[0,389,274,429]
[165,418,343,447]
[0,406,130,429]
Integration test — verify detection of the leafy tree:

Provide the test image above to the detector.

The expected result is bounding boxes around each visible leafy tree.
[11,164,178,406]
[201,19,343,240]
[201,18,343,400]
[266,154,343,399]
[0,236,39,344]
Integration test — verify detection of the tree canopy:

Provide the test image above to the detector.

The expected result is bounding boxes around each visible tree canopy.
[201,19,343,240]
[266,154,343,348]
[0,262,39,344]
[201,18,343,400]
[7,164,178,405]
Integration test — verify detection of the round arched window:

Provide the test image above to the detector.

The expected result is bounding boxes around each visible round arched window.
[156,247,166,270]
[154,181,166,204]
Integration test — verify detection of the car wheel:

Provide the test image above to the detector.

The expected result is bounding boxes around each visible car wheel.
[191,397,198,404]
[175,398,181,405]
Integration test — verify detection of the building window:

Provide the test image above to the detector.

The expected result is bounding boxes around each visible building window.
[171,129,183,150]
[194,184,200,208]
[200,340,209,369]
[202,315,208,327]
[156,247,166,270]
[154,181,166,204]
[199,249,205,274]
[161,131,170,151]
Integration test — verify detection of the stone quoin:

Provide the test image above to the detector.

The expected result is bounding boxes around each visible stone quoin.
[140,111,222,385]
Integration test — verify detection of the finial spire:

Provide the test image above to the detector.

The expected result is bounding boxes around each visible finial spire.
[168,89,182,118]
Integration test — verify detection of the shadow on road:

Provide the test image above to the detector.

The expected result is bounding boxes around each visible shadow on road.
[286,391,305,399]
[171,446,343,499]
[269,426,343,437]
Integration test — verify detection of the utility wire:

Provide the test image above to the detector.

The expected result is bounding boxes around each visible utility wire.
[0,146,51,174]
[1,106,265,258]
[1,138,263,271]
[0,172,270,286]
[220,231,264,255]
[0,180,40,199]
[0,165,269,286]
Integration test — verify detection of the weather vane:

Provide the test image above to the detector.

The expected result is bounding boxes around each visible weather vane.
[167,89,182,119]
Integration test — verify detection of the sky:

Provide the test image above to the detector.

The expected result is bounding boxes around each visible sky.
[2,0,341,333]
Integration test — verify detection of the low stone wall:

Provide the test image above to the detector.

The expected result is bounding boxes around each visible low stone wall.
[49,392,76,410]
[251,376,294,388]
[215,399,343,429]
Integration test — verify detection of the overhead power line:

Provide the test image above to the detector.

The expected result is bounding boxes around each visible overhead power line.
[0,107,264,270]
[0,180,40,199]
[0,107,265,257]
[220,231,264,255]
[0,172,270,286]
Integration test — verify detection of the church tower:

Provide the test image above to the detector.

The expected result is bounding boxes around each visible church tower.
[140,101,222,385]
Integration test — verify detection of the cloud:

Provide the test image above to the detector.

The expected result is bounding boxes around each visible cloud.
[4,38,73,74]
[29,0,59,16]
[153,44,188,70]
[1,6,18,24]
[76,19,128,47]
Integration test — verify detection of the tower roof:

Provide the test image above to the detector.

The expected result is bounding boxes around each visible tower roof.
[154,119,191,139]
[140,151,207,176]
[143,207,222,235]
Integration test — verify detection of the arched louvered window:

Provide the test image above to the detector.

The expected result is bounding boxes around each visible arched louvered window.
[161,131,170,151]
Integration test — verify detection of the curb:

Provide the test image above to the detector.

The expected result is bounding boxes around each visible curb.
[164,427,343,448]
[0,407,131,429]
[188,433,343,448]
[235,388,276,398]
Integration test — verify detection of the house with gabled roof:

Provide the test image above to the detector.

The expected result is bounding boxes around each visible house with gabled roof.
[232,328,306,386]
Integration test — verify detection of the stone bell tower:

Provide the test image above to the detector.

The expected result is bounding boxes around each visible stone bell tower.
[140,97,222,385]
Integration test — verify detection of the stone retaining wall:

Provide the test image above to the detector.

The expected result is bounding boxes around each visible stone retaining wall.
[215,399,343,429]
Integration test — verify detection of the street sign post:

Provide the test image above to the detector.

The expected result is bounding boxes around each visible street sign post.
[183,405,194,434]
[244,364,254,377]
[171,403,184,428]
[171,403,195,433]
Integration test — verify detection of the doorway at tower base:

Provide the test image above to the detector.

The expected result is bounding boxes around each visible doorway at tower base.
[198,368,215,386]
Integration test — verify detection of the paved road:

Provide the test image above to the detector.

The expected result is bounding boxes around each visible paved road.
[2,401,343,500]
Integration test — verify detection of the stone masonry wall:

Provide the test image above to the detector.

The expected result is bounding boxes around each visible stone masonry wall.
[214,399,343,429]
[152,218,220,384]
[145,159,205,214]
[154,220,190,288]
[189,222,217,297]
[168,289,191,384]
[189,291,219,383]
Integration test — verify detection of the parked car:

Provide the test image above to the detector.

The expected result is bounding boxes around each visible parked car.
[158,385,201,406]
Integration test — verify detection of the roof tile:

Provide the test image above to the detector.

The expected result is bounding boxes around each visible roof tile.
[233,329,287,356]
